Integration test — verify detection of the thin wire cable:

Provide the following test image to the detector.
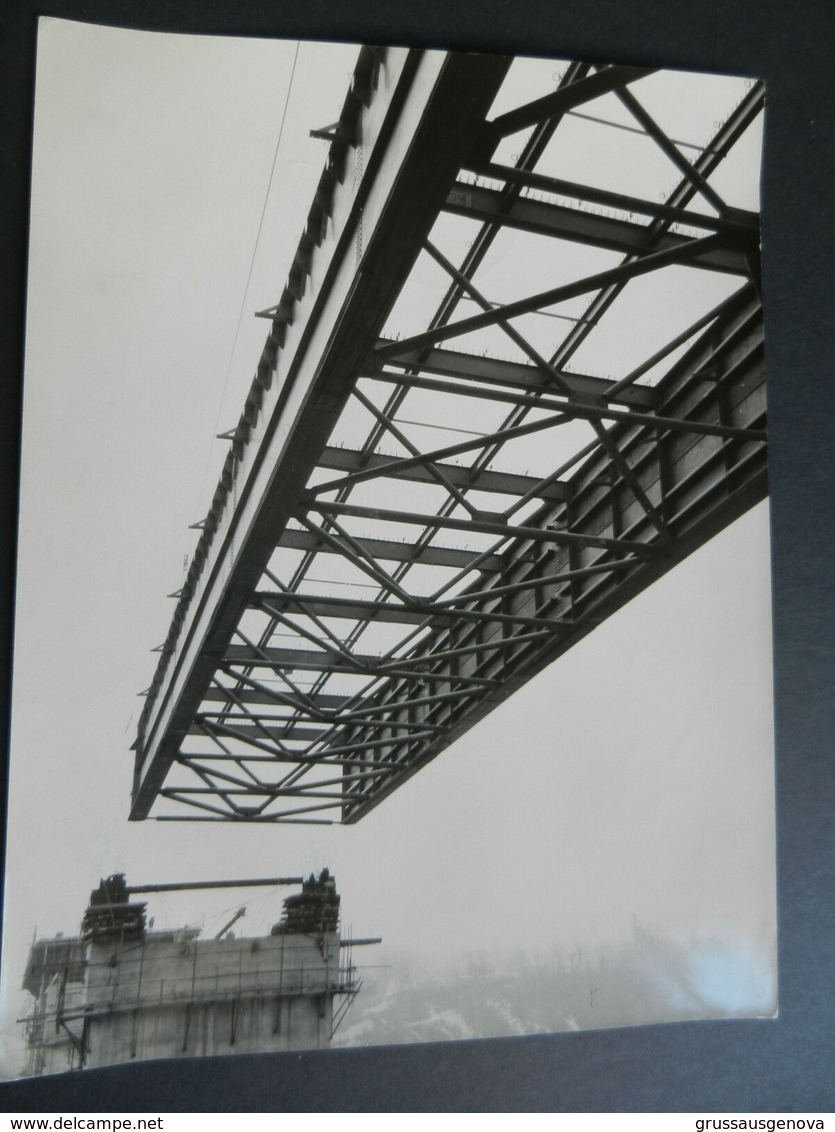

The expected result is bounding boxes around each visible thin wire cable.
[192,40,302,523]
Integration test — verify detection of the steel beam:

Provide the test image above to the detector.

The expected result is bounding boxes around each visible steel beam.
[253,590,450,626]
[275,526,516,572]
[306,498,652,554]
[478,65,655,146]
[373,341,657,407]
[318,444,570,501]
[459,161,759,235]
[444,183,751,273]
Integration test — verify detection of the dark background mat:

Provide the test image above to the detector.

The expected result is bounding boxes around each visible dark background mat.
[1,0,833,1113]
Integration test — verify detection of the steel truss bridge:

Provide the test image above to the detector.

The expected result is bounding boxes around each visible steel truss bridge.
[131,46,766,823]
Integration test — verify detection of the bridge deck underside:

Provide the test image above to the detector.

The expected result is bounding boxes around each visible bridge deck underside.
[132,49,766,822]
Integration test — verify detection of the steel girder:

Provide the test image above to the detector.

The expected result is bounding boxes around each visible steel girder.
[131,47,766,823]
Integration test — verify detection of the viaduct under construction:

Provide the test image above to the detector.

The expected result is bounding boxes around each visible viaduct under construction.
[21,872,368,1075]
[130,46,765,825]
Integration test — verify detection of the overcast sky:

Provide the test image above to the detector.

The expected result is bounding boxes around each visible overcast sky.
[0,19,776,1075]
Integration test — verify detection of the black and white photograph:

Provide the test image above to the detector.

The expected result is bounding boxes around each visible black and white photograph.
[1,18,776,1089]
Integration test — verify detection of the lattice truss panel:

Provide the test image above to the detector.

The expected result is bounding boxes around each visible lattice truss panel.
[132,47,766,823]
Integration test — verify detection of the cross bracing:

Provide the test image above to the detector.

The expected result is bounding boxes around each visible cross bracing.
[131,46,766,822]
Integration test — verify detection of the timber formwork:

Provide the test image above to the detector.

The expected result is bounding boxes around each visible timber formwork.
[131,47,766,822]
